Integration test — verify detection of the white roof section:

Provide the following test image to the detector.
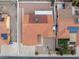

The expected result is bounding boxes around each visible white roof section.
[35,10,53,15]
[19,1,50,4]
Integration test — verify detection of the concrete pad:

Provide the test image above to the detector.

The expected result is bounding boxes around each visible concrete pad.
[19,44,35,56]
[1,45,18,56]
[35,46,48,54]
[76,47,79,56]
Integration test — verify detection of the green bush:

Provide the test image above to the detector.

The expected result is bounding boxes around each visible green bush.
[35,51,38,55]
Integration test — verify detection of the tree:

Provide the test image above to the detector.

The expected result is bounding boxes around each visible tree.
[72,0,79,7]
[50,0,54,6]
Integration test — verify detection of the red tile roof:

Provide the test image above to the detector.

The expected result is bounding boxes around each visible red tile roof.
[29,14,47,23]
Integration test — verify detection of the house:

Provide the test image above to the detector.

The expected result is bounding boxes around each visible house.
[19,1,57,55]
[19,1,55,45]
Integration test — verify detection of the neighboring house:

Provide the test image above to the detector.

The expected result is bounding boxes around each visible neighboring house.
[0,13,10,45]
[57,2,79,55]
[58,2,79,42]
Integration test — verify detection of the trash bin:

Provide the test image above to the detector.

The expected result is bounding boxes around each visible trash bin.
[1,33,8,40]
